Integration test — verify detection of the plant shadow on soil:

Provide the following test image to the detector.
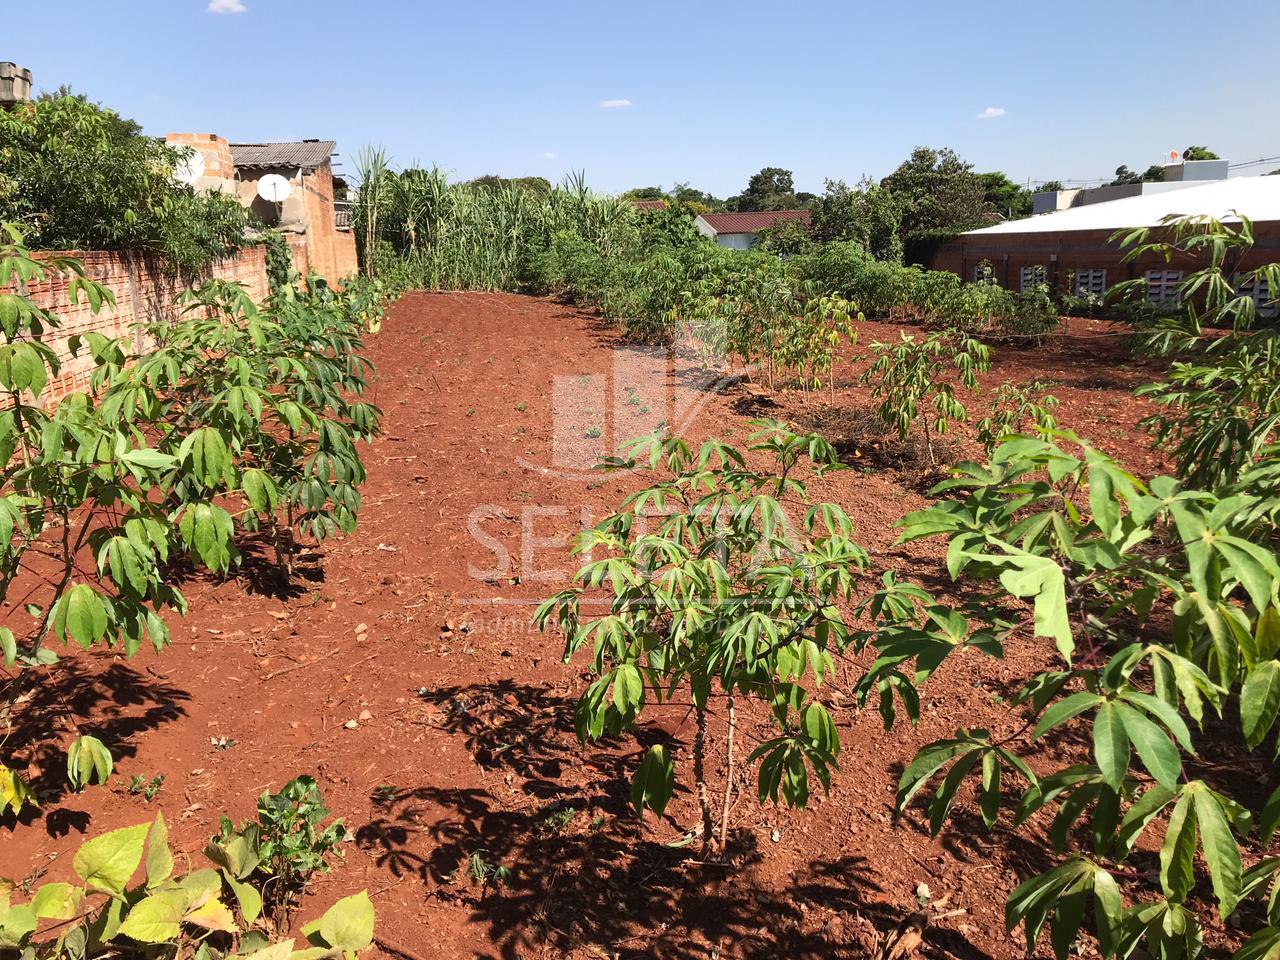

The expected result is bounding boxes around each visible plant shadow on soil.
[4,660,189,834]
[355,680,998,960]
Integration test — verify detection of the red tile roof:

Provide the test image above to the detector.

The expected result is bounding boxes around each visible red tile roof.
[698,209,811,234]
[632,199,668,211]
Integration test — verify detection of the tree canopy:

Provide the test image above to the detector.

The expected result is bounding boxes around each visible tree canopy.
[879,147,990,237]
[0,91,250,273]
[728,167,799,212]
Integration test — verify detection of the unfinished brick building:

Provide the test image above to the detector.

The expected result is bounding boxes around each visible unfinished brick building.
[164,133,358,283]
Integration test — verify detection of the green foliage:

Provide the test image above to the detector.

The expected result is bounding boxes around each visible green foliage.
[975,380,1060,455]
[808,178,904,261]
[727,166,799,213]
[887,433,1280,960]
[879,146,990,238]
[0,93,250,274]
[1113,214,1280,486]
[0,808,374,957]
[535,422,869,853]
[0,225,382,810]
[861,329,991,463]
[212,776,347,929]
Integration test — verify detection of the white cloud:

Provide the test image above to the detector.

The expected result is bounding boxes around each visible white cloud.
[599,99,632,109]
[208,0,247,13]
[542,152,556,160]
[976,106,1006,121]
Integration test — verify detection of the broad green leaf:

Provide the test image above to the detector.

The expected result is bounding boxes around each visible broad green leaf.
[30,882,82,920]
[1115,702,1181,789]
[1092,702,1130,791]
[117,889,190,943]
[73,822,148,896]
[630,744,675,818]
[66,735,113,790]
[1193,786,1243,918]
[145,812,173,889]
[1159,789,1197,903]
[311,890,375,953]
[1242,661,1280,750]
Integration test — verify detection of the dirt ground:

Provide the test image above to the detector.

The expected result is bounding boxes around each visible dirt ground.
[4,293,1183,959]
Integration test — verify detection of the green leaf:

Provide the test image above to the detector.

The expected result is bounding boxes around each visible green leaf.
[30,882,82,920]
[224,871,262,924]
[997,553,1072,659]
[1093,702,1130,791]
[308,890,375,953]
[1159,789,1197,903]
[1032,691,1103,740]
[145,812,173,889]
[1242,660,1280,750]
[55,584,109,649]
[1114,702,1181,789]
[118,889,190,943]
[73,822,148,896]
[1193,785,1243,918]
[630,744,675,818]
[67,735,113,790]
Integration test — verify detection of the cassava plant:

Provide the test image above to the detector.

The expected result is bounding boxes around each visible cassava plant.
[861,328,991,464]
[975,379,1060,456]
[1110,214,1280,487]
[872,432,1280,960]
[535,420,869,855]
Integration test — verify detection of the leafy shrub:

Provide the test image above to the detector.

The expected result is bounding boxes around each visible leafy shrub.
[0,93,250,274]
[0,807,373,956]
[861,329,991,463]
[882,434,1280,960]
[1112,214,1280,486]
[0,224,382,808]
[535,422,868,854]
[211,775,347,928]
[976,380,1060,455]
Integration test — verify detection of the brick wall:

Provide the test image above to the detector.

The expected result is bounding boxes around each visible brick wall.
[934,223,1280,295]
[24,235,309,403]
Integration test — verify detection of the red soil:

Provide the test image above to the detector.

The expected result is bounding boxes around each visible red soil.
[3,294,1181,959]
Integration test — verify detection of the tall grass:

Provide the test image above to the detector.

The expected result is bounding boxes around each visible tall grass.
[350,161,636,292]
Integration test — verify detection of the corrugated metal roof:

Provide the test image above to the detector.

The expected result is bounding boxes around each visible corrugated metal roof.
[230,140,336,171]
[632,199,668,211]
[965,176,1280,236]
[696,210,811,235]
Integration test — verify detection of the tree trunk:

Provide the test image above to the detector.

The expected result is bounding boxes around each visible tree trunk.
[693,705,713,856]
[718,694,736,852]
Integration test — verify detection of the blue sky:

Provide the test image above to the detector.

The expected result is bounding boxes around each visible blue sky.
[17,0,1280,196]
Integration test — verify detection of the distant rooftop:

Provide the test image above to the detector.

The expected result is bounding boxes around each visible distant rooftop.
[230,140,337,171]
[632,199,667,211]
[968,176,1280,236]
[697,210,811,234]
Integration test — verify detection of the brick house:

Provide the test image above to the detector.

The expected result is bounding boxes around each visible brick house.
[933,176,1280,314]
[165,133,358,283]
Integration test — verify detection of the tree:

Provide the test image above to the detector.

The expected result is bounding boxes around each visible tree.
[0,92,250,274]
[1038,180,1065,193]
[1109,165,1143,186]
[1182,145,1219,161]
[729,167,798,212]
[468,175,552,198]
[671,182,725,213]
[809,178,903,261]
[622,186,667,201]
[879,147,989,236]
[978,171,1032,220]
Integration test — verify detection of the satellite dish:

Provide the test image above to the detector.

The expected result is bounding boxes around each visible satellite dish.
[257,173,293,203]
[173,149,205,185]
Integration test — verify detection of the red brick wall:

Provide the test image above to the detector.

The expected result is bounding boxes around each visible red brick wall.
[22,236,309,403]
[933,223,1280,293]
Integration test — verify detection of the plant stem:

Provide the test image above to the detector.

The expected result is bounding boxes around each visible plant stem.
[693,704,713,857]
[718,694,735,852]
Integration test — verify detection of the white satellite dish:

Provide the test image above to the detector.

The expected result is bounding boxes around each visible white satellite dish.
[257,173,293,203]
[173,149,205,185]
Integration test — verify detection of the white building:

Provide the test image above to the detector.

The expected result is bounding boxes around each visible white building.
[693,210,812,250]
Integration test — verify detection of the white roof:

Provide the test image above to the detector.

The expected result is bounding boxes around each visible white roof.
[966,175,1280,236]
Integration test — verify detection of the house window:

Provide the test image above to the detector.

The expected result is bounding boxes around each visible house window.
[1145,269,1183,306]
[973,263,996,284]
[1073,269,1107,297]
[1019,265,1047,292]
[1236,273,1278,319]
